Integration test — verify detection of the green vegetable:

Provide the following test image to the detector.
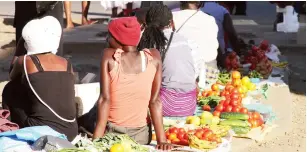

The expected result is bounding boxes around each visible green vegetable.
[218,71,231,85]
[231,126,251,135]
[198,96,222,108]
[58,149,90,152]
[248,70,263,79]
[220,112,249,120]
[219,120,250,127]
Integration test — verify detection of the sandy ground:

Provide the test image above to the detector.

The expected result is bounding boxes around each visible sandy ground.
[0,14,306,152]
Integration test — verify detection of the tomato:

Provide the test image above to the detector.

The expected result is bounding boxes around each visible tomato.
[194,132,203,139]
[201,136,208,141]
[232,106,241,112]
[202,105,211,111]
[202,91,208,97]
[258,119,264,126]
[220,91,226,97]
[230,93,239,100]
[232,71,241,79]
[165,131,170,138]
[202,130,213,139]
[196,129,205,135]
[168,133,177,141]
[211,84,220,91]
[207,91,214,97]
[225,105,233,112]
[223,100,230,108]
[215,104,224,112]
[230,98,239,107]
[237,86,244,94]
[225,85,235,92]
[239,108,248,114]
[224,91,230,96]
[177,132,185,141]
[213,111,221,117]
[178,139,189,146]
[208,134,217,142]
[219,100,225,106]
[250,119,259,128]
[169,127,178,134]
[252,112,261,120]
[178,128,185,134]
[183,133,189,140]
[171,138,180,144]
[231,88,239,95]
[240,93,246,98]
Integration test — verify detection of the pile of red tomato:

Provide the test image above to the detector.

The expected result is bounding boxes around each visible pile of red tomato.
[164,127,221,146]
[165,127,189,145]
[248,111,264,128]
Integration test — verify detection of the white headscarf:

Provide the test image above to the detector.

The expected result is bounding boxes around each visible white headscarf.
[22,16,62,55]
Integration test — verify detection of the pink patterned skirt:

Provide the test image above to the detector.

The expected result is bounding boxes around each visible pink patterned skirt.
[160,87,197,117]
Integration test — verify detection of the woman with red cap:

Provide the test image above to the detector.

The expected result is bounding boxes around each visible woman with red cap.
[92,17,172,150]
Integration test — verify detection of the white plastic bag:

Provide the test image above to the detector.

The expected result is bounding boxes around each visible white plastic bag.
[266,44,281,62]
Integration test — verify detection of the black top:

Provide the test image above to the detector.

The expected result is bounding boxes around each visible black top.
[22,55,78,141]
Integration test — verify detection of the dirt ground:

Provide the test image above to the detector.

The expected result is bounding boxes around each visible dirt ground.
[0,17,306,152]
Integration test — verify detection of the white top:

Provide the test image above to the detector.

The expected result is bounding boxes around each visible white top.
[172,10,219,63]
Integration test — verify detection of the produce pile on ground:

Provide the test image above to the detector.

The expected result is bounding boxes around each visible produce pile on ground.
[59,133,149,152]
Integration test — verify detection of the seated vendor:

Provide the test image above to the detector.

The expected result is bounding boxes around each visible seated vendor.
[137,5,204,117]
[93,17,172,151]
[3,16,78,141]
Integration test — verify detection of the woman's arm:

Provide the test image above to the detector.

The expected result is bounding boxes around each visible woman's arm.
[93,49,113,139]
[10,56,23,80]
[148,49,172,150]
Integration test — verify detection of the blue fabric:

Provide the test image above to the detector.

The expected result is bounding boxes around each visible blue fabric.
[0,126,67,152]
[201,2,229,52]
[0,126,67,143]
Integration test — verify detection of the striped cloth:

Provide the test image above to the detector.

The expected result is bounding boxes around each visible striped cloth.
[160,87,197,117]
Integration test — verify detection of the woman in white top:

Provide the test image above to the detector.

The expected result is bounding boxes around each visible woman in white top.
[172,1,219,69]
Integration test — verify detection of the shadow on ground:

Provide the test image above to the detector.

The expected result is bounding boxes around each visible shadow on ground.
[2,18,13,26]
[282,48,306,95]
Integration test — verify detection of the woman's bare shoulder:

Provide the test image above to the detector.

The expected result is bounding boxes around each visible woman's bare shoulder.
[102,48,116,60]
[148,48,161,61]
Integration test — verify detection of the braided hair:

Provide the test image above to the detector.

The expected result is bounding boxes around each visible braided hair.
[137,5,173,60]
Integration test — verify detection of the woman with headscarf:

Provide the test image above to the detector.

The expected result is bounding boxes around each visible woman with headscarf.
[3,16,78,141]
[137,5,203,117]
[92,17,172,150]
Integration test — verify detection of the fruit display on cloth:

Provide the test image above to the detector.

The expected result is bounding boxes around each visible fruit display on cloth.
[243,45,272,79]
[186,111,220,126]
[219,112,251,135]
[162,126,222,148]
[225,52,240,71]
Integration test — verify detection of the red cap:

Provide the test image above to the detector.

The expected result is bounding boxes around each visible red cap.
[108,17,141,46]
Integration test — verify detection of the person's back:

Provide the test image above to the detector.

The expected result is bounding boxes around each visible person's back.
[172,2,219,65]
[7,16,77,141]
[201,2,229,53]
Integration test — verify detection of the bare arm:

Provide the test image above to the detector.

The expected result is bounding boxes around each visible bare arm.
[10,56,23,80]
[93,49,113,139]
[223,13,240,55]
[10,38,27,73]
[148,49,170,150]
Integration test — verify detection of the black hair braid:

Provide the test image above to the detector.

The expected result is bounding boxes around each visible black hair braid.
[137,5,173,60]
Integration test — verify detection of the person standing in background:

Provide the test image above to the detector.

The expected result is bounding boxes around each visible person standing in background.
[13,1,64,67]
[64,1,96,29]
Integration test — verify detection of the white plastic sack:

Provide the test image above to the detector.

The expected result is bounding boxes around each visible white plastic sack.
[75,83,100,115]
[277,6,300,33]
[266,44,281,62]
